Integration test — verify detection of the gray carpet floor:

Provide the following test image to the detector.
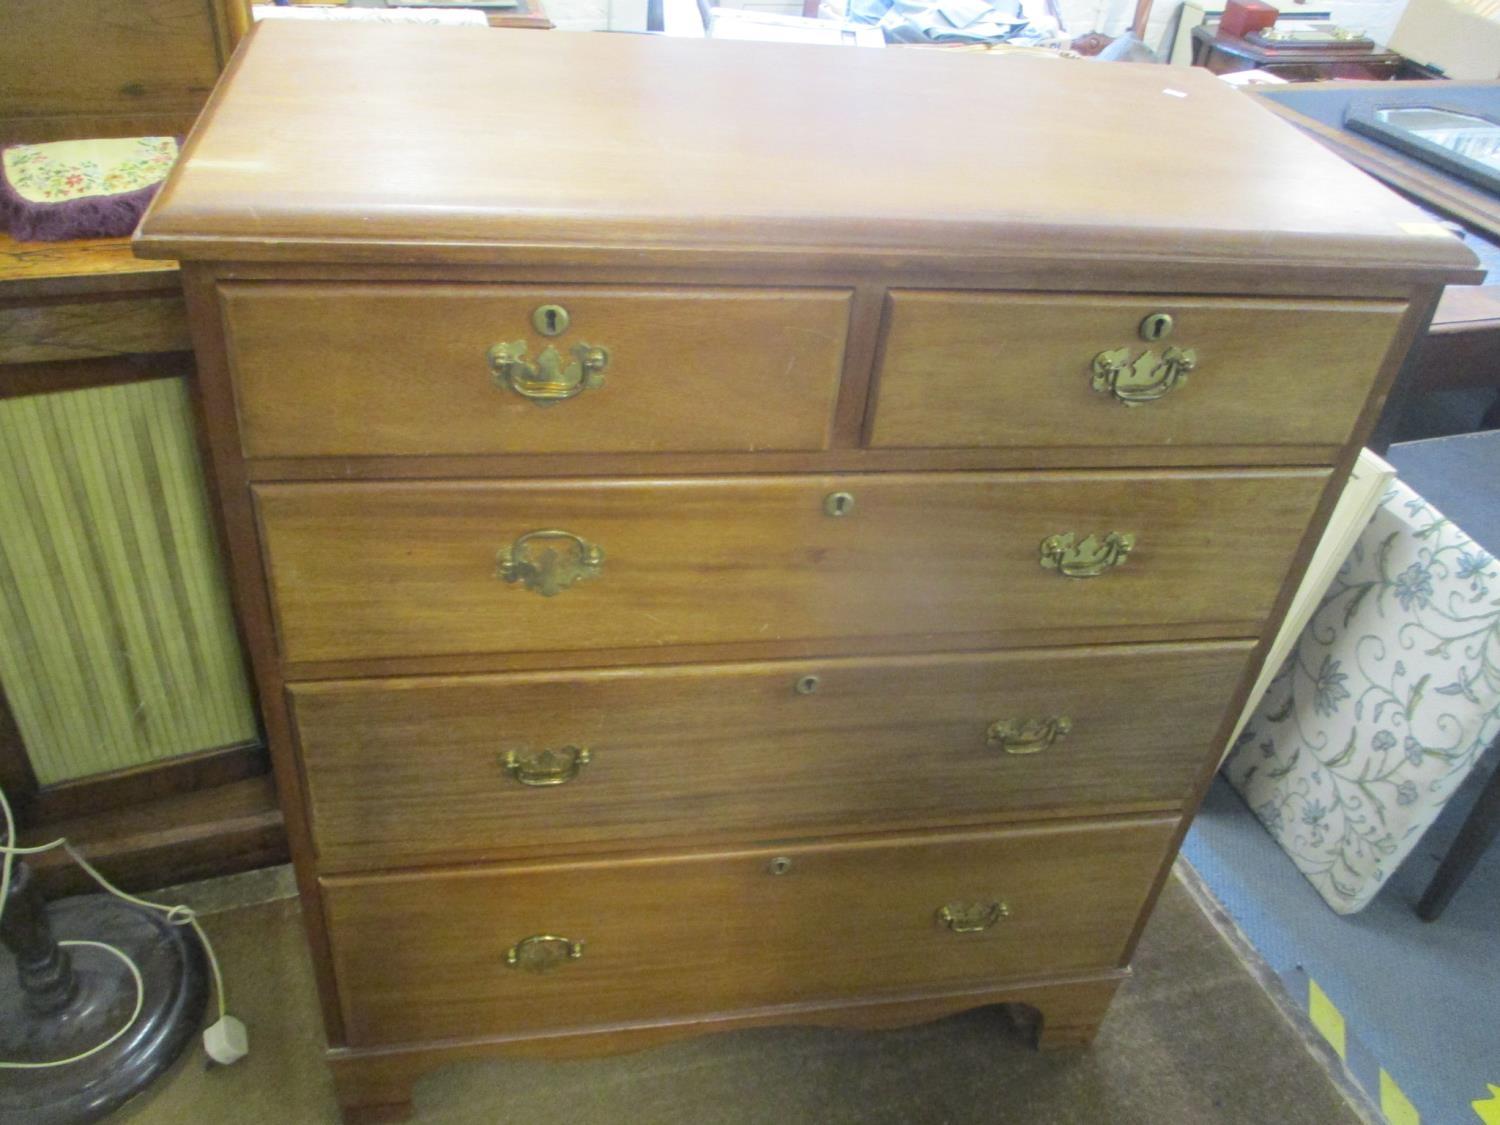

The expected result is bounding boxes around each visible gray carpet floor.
[111,864,1368,1124]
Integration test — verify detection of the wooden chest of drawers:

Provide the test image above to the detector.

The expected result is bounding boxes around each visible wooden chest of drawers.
[134,23,1479,1123]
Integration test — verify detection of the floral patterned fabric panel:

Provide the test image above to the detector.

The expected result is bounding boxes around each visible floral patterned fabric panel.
[0,137,179,241]
[1224,478,1500,914]
[3,137,178,203]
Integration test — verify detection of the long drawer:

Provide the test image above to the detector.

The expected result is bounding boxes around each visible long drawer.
[322,817,1176,1046]
[293,642,1250,870]
[255,469,1326,665]
[867,291,1403,453]
[220,282,851,457]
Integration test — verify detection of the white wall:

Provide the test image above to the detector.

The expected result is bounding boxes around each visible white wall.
[542,0,651,31]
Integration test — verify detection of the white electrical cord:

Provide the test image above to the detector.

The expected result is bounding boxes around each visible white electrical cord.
[0,942,144,1069]
[0,780,239,1068]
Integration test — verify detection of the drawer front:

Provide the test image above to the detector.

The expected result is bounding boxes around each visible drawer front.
[323,818,1176,1046]
[220,282,851,457]
[867,291,1404,453]
[294,642,1250,870]
[256,469,1327,665]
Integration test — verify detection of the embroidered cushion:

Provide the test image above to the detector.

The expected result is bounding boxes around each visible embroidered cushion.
[1,137,179,242]
[1224,477,1500,913]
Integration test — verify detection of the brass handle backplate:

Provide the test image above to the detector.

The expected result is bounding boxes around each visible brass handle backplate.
[489,340,609,404]
[986,716,1072,755]
[504,934,585,973]
[503,746,591,786]
[1090,346,1195,406]
[496,529,604,597]
[1039,531,1135,578]
[937,901,1010,934]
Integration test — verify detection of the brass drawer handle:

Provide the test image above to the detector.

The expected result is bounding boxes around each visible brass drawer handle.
[1090,346,1195,406]
[937,901,1010,934]
[986,716,1072,755]
[488,340,609,404]
[504,934,585,973]
[496,529,604,597]
[503,745,591,786]
[1039,531,1135,578]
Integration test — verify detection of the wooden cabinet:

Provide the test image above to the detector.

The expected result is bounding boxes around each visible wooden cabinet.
[134,22,1479,1123]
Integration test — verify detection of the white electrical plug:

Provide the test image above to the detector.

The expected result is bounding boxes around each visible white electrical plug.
[203,1015,249,1065]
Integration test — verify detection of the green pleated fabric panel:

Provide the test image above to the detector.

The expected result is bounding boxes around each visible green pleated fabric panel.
[0,377,256,785]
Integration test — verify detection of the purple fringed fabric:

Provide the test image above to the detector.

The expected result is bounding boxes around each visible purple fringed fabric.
[0,176,166,242]
[0,139,178,242]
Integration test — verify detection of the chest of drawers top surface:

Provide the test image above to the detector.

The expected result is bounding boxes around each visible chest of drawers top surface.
[134,22,1477,285]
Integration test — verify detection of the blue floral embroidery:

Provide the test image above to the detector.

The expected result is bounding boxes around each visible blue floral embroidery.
[1404,735,1425,766]
[1455,550,1495,597]
[1312,656,1351,717]
[1225,477,1500,913]
[1393,562,1434,610]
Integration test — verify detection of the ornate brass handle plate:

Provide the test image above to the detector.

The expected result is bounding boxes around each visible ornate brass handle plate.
[503,745,591,786]
[496,529,604,597]
[937,901,1010,934]
[986,716,1072,755]
[1039,531,1135,578]
[504,934,585,973]
[1090,346,1196,406]
[489,341,609,404]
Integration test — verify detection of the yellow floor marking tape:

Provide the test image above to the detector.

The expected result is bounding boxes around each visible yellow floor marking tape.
[1307,978,1347,1060]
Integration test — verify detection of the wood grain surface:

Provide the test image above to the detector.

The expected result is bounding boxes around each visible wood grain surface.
[0,0,227,136]
[254,469,1327,665]
[322,817,1176,1046]
[292,641,1253,870]
[325,971,1127,1120]
[868,291,1405,452]
[0,233,178,300]
[134,24,1479,283]
[221,282,850,456]
[0,296,191,364]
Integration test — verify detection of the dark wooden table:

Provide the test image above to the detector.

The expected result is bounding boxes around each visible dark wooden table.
[1191,26,1436,80]
[1246,81,1500,437]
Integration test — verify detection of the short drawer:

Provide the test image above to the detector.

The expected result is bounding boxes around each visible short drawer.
[255,469,1327,665]
[294,642,1250,870]
[867,291,1405,453]
[220,282,851,457]
[322,817,1176,1046]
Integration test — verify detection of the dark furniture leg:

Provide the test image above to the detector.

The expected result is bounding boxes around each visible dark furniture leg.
[1416,739,1500,921]
[0,859,210,1123]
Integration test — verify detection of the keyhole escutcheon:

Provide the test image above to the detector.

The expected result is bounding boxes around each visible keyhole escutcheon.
[824,491,855,518]
[533,304,570,337]
[1139,312,1174,342]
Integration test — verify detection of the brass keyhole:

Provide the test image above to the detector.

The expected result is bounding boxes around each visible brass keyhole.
[794,674,820,695]
[1139,312,1174,342]
[823,492,855,518]
[768,856,794,876]
[533,304,570,337]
